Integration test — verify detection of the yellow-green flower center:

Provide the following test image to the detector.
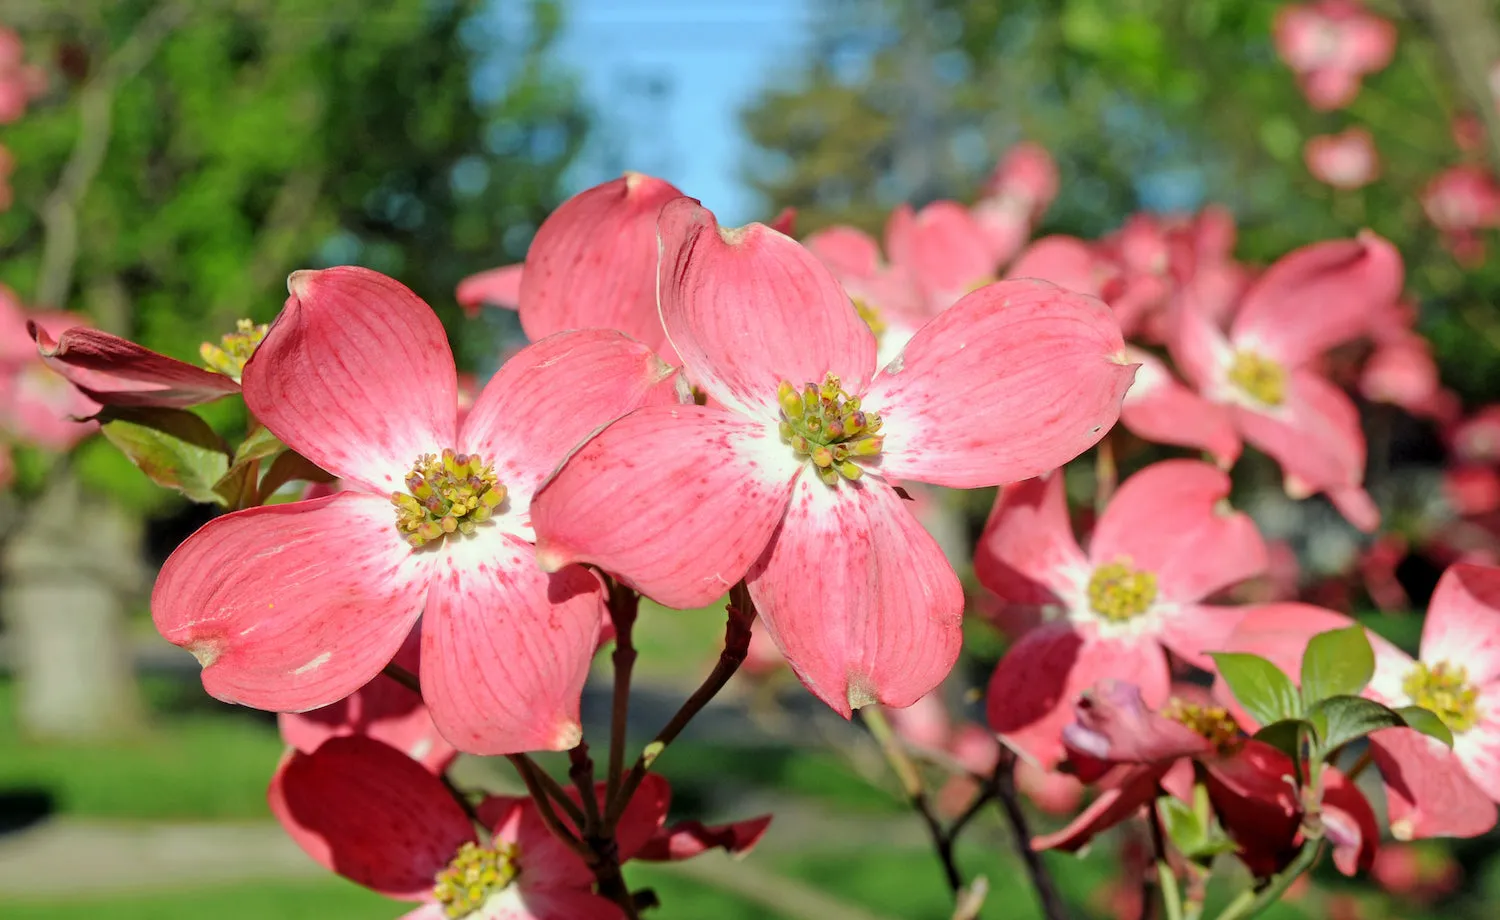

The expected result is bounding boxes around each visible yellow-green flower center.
[777,372,884,486]
[433,841,520,919]
[1227,350,1286,407]
[391,449,506,548]
[1163,697,1242,755]
[852,296,886,339]
[1403,661,1481,734]
[1086,561,1158,622]
[200,319,269,381]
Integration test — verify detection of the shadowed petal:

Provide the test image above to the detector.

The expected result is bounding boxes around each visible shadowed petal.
[1323,767,1379,875]
[152,492,434,712]
[421,533,603,754]
[867,279,1134,489]
[268,736,473,899]
[531,405,801,609]
[1061,680,1212,765]
[748,476,963,716]
[1371,728,1498,839]
[656,198,877,419]
[987,623,1171,771]
[1090,460,1267,604]
[973,472,1086,608]
[636,816,773,862]
[30,323,241,408]
[456,264,524,315]
[243,267,457,493]
[1031,765,1166,852]
[460,329,682,517]
[1420,563,1500,687]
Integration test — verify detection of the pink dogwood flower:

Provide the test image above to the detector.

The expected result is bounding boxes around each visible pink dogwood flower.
[973,142,1059,263]
[1274,0,1398,111]
[978,460,1267,769]
[532,198,1134,716]
[0,28,44,124]
[1172,232,1403,531]
[152,267,682,754]
[0,289,98,451]
[1422,165,1500,265]
[1220,597,1500,840]
[270,735,670,920]
[1305,128,1380,189]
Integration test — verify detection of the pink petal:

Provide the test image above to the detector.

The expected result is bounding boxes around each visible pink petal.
[1371,728,1498,839]
[1233,370,1369,508]
[973,472,1087,608]
[531,405,800,609]
[1456,699,1500,802]
[1120,348,1240,466]
[422,534,603,754]
[268,735,474,899]
[867,278,1134,489]
[1005,235,1109,297]
[1203,741,1301,876]
[1322,767,1378,876]
[152,492,433,712]
[656,198,877,419]
[1230,232,1403,367]
[518,174,683,354]
[243,267,458,493]
[460,329,682,517]
[483,797,593,889]
[1300,67,1363,111]
[1169,298,1235,392]
[1031,764,1165,852]
[1420,563,1500,687]
[509,890,627,920]
[748,476,963,715]
[986,624,1170,771]
[884,201,995,311]
[1090,459,1267,604]
[278,626,457,773]
[636,816,773,862]
[30,323,241,408]
[456,264,524,315]
[1157,604,1252,672]
[1061,679,1212,765]
[804,225,883,280]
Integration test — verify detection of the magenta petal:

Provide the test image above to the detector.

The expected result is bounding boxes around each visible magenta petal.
[1031,765,1166,852]
[867,279,1134,489]
[532,405,801,609]
[973,472,1087,608]
[1120,349,1240,466]
[1062,679,1212,765]
[268,735,473,899]
[1090,460,1267,604]
[244,267,458,492]
[1322,767,1378,876]
[656,198,878,418]
[30,323,241,408]
[1420,563,1500,687]
[636,816,773,862]
[152,492,433,712]
[422,534,603,754]
[1371,728,1498,839]
[986,624,1171,771]
[456,263,524,315]
[748,477,963,716]
[460,329,681,513]
[1231,232,1403,367]
[519,174,683,354]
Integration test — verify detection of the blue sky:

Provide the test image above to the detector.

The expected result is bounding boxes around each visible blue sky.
[555,0,811,224]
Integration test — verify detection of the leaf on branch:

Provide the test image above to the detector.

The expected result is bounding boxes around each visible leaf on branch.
[1393,705,1455,748]
[257,449,335,502]
[96,406,231,505]
[1300,626,1375,706]
[1210,651,1302,727]
[1310,695,1404,754]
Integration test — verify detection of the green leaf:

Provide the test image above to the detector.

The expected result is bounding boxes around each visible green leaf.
[233,425,285,465]
[1157,795,1203,852]
[256,450,335,503]
[1252,719,1308,761]
[1209,652,1302,727]
[1310,695,1404,754]
[212,427,288,508]
[1301,626,1375,705]
[97,407,231,505]
[1394,706,1455,748]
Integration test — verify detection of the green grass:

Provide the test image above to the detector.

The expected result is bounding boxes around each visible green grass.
[0,879,393,919]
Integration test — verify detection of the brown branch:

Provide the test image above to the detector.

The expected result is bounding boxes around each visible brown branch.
[993,749,1071,920]
[605,578,640,800]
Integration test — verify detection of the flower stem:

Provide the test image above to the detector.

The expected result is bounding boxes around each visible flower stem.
[506,753,592,862]
[506,753,587,829]
[606,579,641,801]
[604,582,756,830]
[1211,842,1323,920]
[993,749,1071,920]
[381,661,421,695]
[568,741,601,834]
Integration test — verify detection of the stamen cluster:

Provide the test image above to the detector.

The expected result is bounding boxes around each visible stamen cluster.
[777,372,884,485]
[392,449,506,548]
[1403,661,1481,734]
[433,841,520,918]
[1086,561,1158,622]
[200,319,270,381]
[1227,350,1287,407]
[1163,698,1242,755]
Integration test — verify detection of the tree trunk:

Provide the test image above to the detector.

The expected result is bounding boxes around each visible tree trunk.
[2,472,144,740]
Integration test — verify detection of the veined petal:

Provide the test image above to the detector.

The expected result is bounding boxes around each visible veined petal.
[885,201,996,311]
[243,267,458,493]
[1031,765,1166,852]
[30,324,241,408]
[1234,370,1368,507]
[519,173,683,353]
[509,890,627,920]
[531,405,801,609]
[973,472,1087,608]
[152,492,433,712]
[1231,232,1402,367]
[656,198,877,419]
[460,329,682,518]
[1090,460,1267,604]
[268,735,474,899]
[1371,728,1498,839]
[867,279,1134,489]
[748,477,963,715]
[1420,563,1500,687]
[986,623,1170,771]
[1120,348,1240,466]
[636,816,773,862]
[456,263,524,315]
[421,533,603,754]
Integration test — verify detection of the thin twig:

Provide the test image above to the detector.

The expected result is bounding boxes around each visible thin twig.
[440,772,482,825]
[568,741,601,834]
[506,753,587,829]
[606,578,641,800]
[506,753,593,861]
[381,661,421,695]
[863,704,962,893]
[604,581,756,829]
[993,749,1071,920]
